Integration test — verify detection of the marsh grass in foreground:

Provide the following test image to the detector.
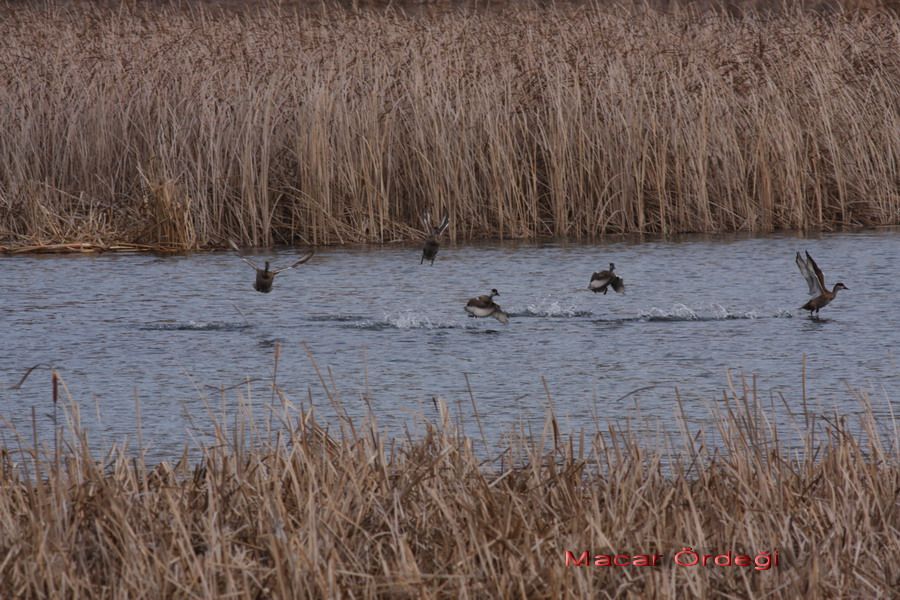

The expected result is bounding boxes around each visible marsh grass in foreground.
[1,3,899,250]
[0,373,897,598]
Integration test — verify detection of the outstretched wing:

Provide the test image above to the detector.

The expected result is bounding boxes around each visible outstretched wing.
[420,211,432,231]
[272,249,315,274]
[796,251,824,296]
[228,239,261,271]
[806,251,827,292]
[435,215,450,236]
[611,277,625,294]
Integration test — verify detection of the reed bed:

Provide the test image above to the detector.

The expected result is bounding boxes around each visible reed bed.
[0,2,899,250]
[0,373,897,598]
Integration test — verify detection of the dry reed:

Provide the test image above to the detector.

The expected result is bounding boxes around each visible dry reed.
[0,371,897,598]
[0,2,899,250]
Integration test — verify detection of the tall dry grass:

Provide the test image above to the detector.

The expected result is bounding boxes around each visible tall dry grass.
[0,3,898,249]
[0,373,897,598]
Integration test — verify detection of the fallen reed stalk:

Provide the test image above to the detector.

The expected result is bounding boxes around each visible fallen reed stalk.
[0,372,897,598]
[0,2,898,251]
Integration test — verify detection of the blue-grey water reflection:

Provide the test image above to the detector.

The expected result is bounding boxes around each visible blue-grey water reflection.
[1,231,897,461]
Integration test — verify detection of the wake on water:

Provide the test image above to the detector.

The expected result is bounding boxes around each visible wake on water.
[143,303,792,333]
[509,300,593,318]
[140,321,253,331]
[637,303,794,321]
[316,302,793,331]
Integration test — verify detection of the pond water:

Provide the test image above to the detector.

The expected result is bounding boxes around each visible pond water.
[1,231,898,461]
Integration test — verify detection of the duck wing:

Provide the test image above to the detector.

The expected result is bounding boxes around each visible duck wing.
[805,251,827,292]
[228,239,262,271]
[434,215,449,236]
[610,276,625,294]
[272,249,315,274]
[796,252,824,296]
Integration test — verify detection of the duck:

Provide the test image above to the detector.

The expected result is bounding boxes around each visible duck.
[228,239,314,293]
[589,263,625,294]
[421,212,450,265]
[464,289,509,324]
[796,251,848,317]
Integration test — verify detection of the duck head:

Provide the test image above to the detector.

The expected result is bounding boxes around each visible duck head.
[833,282,849,293]
[609,262,615,272]
[263,261,270,274]
[490,288,500,298]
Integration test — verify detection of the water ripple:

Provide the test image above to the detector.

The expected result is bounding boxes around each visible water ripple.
[139,321,253,332]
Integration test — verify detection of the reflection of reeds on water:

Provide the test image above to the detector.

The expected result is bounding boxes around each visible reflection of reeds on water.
[1,3,899,251]
[0,369,896,597]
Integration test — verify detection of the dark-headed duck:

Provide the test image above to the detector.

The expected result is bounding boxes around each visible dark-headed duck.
[589,263,625,295]
[421,212,450,265]
[229,239,314,293]
[464,289,509,324]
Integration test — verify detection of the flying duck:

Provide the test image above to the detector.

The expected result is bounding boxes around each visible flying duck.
[796,251,848,317]
[229,239,314,293]
[589,263,625,294]
[421,212,450,265]
[464,289,509,324]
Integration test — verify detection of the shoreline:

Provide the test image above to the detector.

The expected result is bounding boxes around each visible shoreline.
[2,224,898,255]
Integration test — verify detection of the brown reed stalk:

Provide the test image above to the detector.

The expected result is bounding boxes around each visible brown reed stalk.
[0,372,897,597]
[0,2,898,251]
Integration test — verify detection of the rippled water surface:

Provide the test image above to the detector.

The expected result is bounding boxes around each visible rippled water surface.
[2,232,898,459]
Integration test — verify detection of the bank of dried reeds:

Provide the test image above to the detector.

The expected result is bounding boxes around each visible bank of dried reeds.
[0,3,899,250]
[0,374,897,598]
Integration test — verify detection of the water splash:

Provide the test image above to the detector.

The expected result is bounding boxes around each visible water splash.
[638,303,759,322]
[345,311,477,331]
[510,300,592,318]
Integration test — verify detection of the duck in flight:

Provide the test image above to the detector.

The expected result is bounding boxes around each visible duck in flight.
[228,240,314,293]
[464,289,509,324]
[796,251,848,318]
[421,212,450,265]
[589,263,625,295]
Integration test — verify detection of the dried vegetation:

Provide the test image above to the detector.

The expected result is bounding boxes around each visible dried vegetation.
[0,2,898,251]
[0,372,898,597]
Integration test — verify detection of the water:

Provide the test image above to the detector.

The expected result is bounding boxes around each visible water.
[1,231,897,460]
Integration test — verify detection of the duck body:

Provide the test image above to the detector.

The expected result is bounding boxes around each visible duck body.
[420,213,449,265]
[801,284,846,315]
[589,262,625,294]
[464,289,509,324]
[421,238,440,265]
[796,251,848,317]
[229,240,315,294]
[254,264,275,293]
